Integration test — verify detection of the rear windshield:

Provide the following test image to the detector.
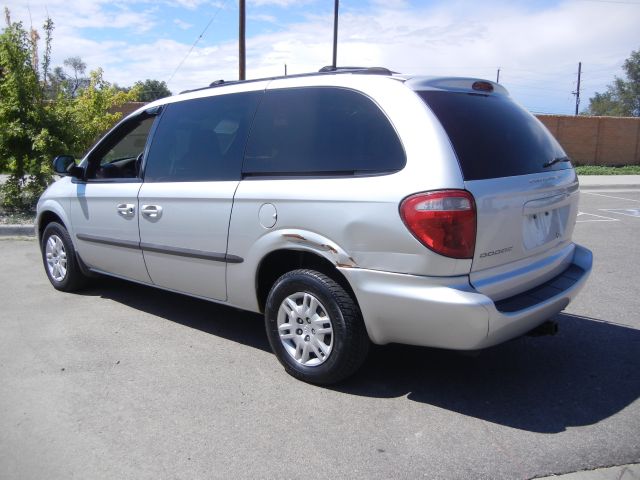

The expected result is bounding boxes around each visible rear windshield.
[418,91,571,181]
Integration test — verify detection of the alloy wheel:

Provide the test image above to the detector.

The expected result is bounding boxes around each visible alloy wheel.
[45,234,67,282]
[276,292,334,366]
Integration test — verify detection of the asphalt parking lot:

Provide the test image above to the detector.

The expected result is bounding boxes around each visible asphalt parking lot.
[1,189,639,480]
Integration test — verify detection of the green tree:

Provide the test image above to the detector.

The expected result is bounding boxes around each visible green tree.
[0,10,139,211]
[0,11,59,211]
[54,68,136,157]
[132,78,172,102]
[45,55,90,99]
[586,48,640,117]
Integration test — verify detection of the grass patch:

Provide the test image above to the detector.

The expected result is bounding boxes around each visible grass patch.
[575,165,640,175]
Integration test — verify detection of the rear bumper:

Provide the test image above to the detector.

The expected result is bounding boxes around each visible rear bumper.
[340,244,592,349]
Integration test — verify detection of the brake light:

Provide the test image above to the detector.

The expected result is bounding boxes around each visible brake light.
[400,190,476,259]
[472,81,494,93]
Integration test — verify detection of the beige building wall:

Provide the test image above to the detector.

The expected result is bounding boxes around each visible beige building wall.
[536,114,640,165]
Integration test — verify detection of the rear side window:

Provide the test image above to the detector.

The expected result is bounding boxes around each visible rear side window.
[144,92,261,182]
[243,87,405,176]
[418,91,570,181]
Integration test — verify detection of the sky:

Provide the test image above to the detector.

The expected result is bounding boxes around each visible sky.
[4,0,640,114]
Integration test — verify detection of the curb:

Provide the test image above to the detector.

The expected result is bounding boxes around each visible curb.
[535,463,640,479]
[0,224,36,237]
[578,175,640,191]
[580,184,640,191]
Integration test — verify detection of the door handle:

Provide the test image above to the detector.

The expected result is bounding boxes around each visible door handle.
[117,203,135,217]
[141,204,163,218]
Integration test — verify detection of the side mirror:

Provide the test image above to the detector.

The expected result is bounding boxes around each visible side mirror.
[52,155,83,178]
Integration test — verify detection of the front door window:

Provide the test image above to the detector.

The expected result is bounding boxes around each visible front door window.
[86,115,155,180]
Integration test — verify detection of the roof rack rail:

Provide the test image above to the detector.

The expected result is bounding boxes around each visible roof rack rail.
[318,66,396,75]
[179,66,398,94]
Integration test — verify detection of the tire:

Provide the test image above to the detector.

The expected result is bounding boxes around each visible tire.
[41,222,89,292]
[265,269,370,384]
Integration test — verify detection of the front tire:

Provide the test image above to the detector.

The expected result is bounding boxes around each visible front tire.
[41,222,88,292]
[265,269,370,384]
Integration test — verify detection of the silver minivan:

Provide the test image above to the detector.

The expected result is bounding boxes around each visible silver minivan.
[37,67,592,384]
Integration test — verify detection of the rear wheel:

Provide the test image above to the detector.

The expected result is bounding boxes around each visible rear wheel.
[41,222,88,292]
[265,269,369,384]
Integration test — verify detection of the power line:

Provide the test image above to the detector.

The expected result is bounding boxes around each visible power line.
[167,0,229,86]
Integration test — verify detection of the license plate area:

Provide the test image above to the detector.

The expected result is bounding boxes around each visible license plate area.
[522,205,569,250]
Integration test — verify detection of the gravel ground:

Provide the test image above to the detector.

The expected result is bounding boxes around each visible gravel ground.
[0,211,36,225]
[0,174,36,224]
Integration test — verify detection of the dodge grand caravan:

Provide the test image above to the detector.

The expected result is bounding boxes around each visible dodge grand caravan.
[37,67,592,384]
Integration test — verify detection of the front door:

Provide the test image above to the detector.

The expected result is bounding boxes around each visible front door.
[71,113,157,283]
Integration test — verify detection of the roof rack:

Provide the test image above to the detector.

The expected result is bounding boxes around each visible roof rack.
[318,66,396,75]
[179,66,398,94]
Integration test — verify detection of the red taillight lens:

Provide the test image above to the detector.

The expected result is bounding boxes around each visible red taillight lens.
[400,190,476,259]
[472,81,494,93]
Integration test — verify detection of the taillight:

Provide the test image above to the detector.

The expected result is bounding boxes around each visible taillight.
[400,190,476,259]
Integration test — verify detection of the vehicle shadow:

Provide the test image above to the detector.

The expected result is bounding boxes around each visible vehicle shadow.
[339,313,640,433]
[78,276,271,353]
[77,278,640,433]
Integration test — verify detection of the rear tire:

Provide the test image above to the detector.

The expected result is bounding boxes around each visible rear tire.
[41,222,89,292]
[265,269,370,384]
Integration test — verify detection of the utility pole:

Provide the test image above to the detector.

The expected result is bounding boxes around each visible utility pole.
[496,67,500,84]
[332,0,339,68]
[576,61,582,115]
[239,0,246,80]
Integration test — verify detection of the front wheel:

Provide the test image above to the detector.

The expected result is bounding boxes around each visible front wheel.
[41,222,89,292]
[265,269,370,384]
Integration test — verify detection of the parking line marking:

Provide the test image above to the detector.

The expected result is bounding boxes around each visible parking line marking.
[576,212,619,222]
[599,208,640,218]
[583,192,640,203]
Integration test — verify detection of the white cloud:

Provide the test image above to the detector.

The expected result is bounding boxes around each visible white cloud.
[7,0,156,31]
[249,0,315,7]
[368,0,409,8]
[173,18,193,29]
[164,0,223,9]
[5,0,639,113]
[230,0,640,114]
[248,13,278,23]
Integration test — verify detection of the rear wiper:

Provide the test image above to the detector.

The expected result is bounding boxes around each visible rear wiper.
[543,156,571,168]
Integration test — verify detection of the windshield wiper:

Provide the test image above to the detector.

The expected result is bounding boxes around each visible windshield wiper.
[543,156,571,168]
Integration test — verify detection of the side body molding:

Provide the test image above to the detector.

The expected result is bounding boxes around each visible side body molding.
[75,233,244,264]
